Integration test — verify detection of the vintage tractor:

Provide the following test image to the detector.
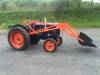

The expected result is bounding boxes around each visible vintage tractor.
[8,19,96,52]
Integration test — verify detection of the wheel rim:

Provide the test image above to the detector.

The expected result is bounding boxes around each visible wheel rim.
[45,41,55,52]
[10,31,24,48]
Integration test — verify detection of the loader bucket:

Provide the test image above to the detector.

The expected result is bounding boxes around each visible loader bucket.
[78,32,97,48]
[79,32,93,42]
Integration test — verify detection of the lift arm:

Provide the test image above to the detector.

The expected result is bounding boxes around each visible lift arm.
[57,23,96,47]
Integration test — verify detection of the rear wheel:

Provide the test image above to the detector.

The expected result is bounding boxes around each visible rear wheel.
[8,27,30,51]
[43,38,57,53]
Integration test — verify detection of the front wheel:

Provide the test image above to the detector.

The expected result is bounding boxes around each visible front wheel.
[43,38,57,53]
[56,36,62,46]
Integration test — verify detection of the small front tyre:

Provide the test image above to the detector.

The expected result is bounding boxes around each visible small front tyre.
[56,36,62,46]
[43,38,57,53]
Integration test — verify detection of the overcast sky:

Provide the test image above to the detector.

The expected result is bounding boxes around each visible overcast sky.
[83,0,100,3]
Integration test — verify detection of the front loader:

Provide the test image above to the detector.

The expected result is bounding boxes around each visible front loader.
[8,20,97,52]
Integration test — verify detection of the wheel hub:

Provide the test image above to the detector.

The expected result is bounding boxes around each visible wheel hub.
[45,41,55,51]
[10,31,24,48]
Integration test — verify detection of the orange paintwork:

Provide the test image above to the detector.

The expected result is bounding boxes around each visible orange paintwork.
[28,22,84,42]
[45,40,55,52]
[10,31,24,48]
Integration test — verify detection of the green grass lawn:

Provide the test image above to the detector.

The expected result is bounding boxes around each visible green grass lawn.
[0,8,100,29]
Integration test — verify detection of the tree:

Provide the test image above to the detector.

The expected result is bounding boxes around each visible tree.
[1,1,8,10]
[77,0,81,8]
[53,0,70,13]
[7,1,17,10]
[91,0,93,6]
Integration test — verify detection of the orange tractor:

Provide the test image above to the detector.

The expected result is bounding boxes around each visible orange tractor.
[8,19,96,52]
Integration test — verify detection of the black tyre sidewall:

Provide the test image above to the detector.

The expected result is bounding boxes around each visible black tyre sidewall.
[56,36,62,46]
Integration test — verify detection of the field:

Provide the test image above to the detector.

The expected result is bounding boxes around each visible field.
[0,8,100,29]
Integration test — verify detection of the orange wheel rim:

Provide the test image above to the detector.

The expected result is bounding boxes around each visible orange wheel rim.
[10,31,24,48]
[45,41,55,52]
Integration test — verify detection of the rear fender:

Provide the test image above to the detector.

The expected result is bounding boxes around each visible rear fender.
[9,24,29,32]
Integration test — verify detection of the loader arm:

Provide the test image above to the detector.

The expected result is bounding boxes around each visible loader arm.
[57,23,96,47]
[57,23,83,42]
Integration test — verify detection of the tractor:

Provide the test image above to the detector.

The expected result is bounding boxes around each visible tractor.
[8,19,96,52]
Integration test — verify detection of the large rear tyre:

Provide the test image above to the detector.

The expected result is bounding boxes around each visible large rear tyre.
[8,27,30,51]
[43,38,57,53]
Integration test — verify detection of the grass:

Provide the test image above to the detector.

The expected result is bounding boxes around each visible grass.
[0,8,100,29]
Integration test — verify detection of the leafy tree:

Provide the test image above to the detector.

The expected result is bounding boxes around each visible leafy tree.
[91,0,93,6]
[1,1,8,10]
[77,0,82,8]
